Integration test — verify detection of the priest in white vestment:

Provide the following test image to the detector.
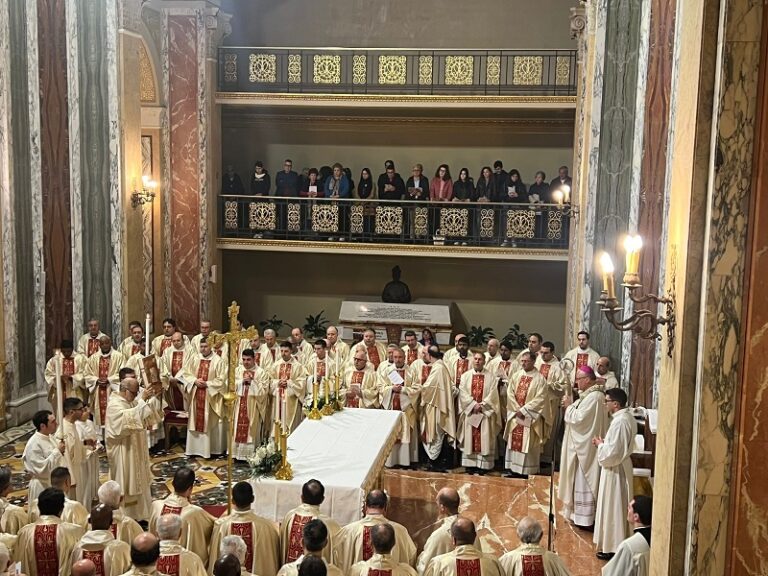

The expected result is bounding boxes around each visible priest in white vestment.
[602,496,651,575]
[593,388,637,557]
[379,349,421,467]
[78,319,106,357]
[537,342,566,464]
[0,468,28,535]
[423,518,503,576]
[156,514,208,576]
[417,348,456,471]
[45,340,87,408]
[149,468,215,566]
[277,519,344,576]
[416,488,477,576]
[458,353,500,472]
[160,331,193,407]
[180,339,226,458]
[84,336,125,429]
[76,406,102,509]
[562,332,600,386]
[340,351,379,409]
[270,342,309,433]
[119,323,146,361]
[499,517,571,576]
[333,490,416,574]
[515,333,543,363]
[208,482,280,576]
[350,523,417,576]
[326,326,350,371]
[304,340,339,407]
[375,344,400,378]
[558,367,609,528]
[22,410,65,505]
[595,357,619,390]
[70,504,132,576]
[401,330,424,367]
[152,318,188,359]
[14,488,85,576]
[353,329,388,372]
[61,398,87,503]
[29,467,89,529]
[291,328,314,366]
[97,481,144,547]
[189,320,213,353]
[504,352,548,476]
[232,350,271,461]
[280,480,341,564]
[258,330,281,373]
[445,338,471,395]
[105,377,163,521]
[442,334,466,367]
[483,339,500,364]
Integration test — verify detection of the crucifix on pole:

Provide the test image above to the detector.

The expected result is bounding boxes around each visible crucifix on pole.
[208,301,258,514]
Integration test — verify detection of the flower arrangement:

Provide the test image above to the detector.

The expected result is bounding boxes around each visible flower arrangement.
[303,392,337,412]
[248,437,283,480]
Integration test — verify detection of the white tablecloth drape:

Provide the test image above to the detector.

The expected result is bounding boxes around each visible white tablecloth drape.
[251,408,402,525]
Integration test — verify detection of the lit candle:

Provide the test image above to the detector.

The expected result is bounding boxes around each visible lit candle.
[145,313,151,356]
[281,389,287,431]
[562,185,571,204]
[623,234,643,279]
[54,349,63,426]
[324,370,330,402]
[313,380,319,409]
[273,388,279,428]
[280,429,287,465]
[552,190,564,206]
[599,252,616,300]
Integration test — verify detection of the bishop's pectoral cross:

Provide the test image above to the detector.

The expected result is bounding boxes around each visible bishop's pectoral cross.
[208,300,258,513]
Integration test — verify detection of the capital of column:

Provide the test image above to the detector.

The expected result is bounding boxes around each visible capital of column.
[570,2,587,41]
[204,9,231,59]
[118,0,143,34]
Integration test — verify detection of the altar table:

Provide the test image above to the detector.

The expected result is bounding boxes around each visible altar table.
[251,408,402,525]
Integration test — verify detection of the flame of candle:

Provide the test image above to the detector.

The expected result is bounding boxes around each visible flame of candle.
[599,252,614,274]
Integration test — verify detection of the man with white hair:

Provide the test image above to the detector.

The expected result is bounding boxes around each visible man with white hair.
[484,339,500,364]
[325,326,350,369]
[499,517,571,575]
[70,504,132,576]
[258,329,280,373]
[354,329,387,371]
[219,535,253,576]
[156,514,207,576]
[97,481,143,546]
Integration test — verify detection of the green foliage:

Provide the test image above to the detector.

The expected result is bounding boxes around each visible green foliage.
[467,325,496,347]
[503,324,528,349]
[248,438,283,480]
[302,310,330,339]
[259,315,291,336]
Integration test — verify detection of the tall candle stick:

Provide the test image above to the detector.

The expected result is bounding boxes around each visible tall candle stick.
[54,349,63,426]
[281,389,287,430]
[145,313,151,356]
[599,252,616,300]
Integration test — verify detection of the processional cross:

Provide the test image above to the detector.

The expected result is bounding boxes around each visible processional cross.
[208,301,258,514]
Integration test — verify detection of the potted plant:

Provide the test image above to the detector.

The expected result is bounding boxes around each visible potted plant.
[467,325,496,347]
[302,310,330,339]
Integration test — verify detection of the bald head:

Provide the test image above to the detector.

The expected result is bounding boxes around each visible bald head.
[72,559,97,576]
[451,517,476,547]
[517,516,544,544]
[436,487,460,515]
[370,523,396,554]
[365,489,388,512]
[213,554,241,576]
[131,533,160,568]
[119,377,140,397]
[90,503,114,530]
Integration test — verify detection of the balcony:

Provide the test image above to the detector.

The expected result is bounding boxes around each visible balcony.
[217,196,570,260]
[217,47,577,99]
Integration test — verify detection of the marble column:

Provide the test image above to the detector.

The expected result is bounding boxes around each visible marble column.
[0,0,11,420]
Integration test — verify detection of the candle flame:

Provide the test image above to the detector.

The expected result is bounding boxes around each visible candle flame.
[599,252,614,274]
[623,234,643,253]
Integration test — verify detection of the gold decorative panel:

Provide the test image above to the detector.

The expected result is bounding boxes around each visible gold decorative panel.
[223,53,237,83]
[479,209,495,238]
[414,207,429,237]
[249,53,276,83]
[439,208,469,237]
[288,55,302,83]
[506,209,536,238]
[353,55,367,84]
[313,55,341,84]
[287,203,301,232]
[418,56,433,85]
[139,42,156,102]
[513,56,543,85]
[311,204,340,233]
[375,206,403,235]
[547,209,563,240]
[224,201,238,229]
[556,56,571,86]
[350,205,364,234]
[248,202,277,230]
[378,55,407,85]
[445,56,473,85]
[486,56,501,86]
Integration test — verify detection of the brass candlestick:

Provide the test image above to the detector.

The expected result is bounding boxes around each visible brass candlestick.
[321,375,335,415]
[307,380,322,420]
[275,426,293,480]
[332,373,343,411]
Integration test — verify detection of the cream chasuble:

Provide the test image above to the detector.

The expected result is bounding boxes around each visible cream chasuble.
[161,344,193,407]
[416,516,479,576]
[232,364,271,461]
[487,356,518,426]
[149,494,215,567]
[277,556,344,576]
[61,418,87,502]
[14,516,85,576]
[328,340,350,368]
[594,408,637,554]
[340,366,379,409]
[208,509,280,576]
[562,347,600,385]
[45,352,87,407]
[416,360,456,461]
[84,349,125,428]
[119,337,145,362]
[71,529,132,576]
[351,553,418,576]
[29,498,89,530]
[401,343,423,367]
[78,332,106,357]
[378,363,421,466]
[446,355,471,393]
[458,369,501,470]
[157,539,207,576]
[280,503,341,564]
[269,358,308,433]
[110,508,143,547]
[601,531,649,576]
[180,352,226,458]
[258,343,280,373]
[535,358,566,445]
[22,432,65,505]
[76,418,101,509]
[424,545,504,576]
[0,498,28,535]
[303,355,338,402]
[504,369,548,474]
[498,544,572,576]
[294,340,314,366]
[333,514,416,574]
[152,334,190,360]
[557,384,608,527]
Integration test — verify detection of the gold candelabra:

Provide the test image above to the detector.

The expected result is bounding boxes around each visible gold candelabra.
[273,421,293,480]
[332,373,344,411]
[307,380,322,420]
[320,375,335,416]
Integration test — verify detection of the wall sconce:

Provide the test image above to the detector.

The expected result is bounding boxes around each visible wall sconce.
[596,234,676,356]
[132,175,157,208]
[551,185,580,218]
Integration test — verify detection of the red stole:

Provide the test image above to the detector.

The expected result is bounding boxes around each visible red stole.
[270,348,276,361]
[34,524,59,576]
[194,359,211,432]
[171,351,184,375]
[160,337,172,354]
[254,351,262,366]
[348,371,364,408]
[87,338,100,356]
[110,523,117,538]
[216,347,224,357]
[421,364,433,382]
[98,355,111,423]
[455,357,469,385]
[316,361,327,379]
[576,353,589,371]
[456,558,481,576]
[500,360,511,377]
[62,357,75,376]
[82,550,106,576]
[539,363,551,379]
[286,515,312,562]
[369,571,392,576]
[231,522,254,570]
[278,362,292,382]
[131,342,141,356]
[157,554,180,576]
[235,375,252,444]
[510,375,533,452]
[521,555,545,576]
[406,347,418,365]
[161,504,183,516]
[367,346,381,369]
[470,373,485,452]
[362,525,374,560]
[392,369,405,411]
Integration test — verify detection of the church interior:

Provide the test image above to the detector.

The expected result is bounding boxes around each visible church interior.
[0,0,767,575]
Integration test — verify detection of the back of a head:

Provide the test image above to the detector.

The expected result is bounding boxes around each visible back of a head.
[0,466,11,494]
[232,481,254,509]
[98,480,122,509]
[516,517,543,545]
[90,503,114,531]
[72,559,97,576]
[365,489,388,511]
[437,487,460,514]
[302,479,325,506]
[172,467,195,493]
[303,519,328,553]
[451,517,477,547]
[213,553,241,576]
[50,466,71,490]
[131,533,161,568]
[632,495,653,526]
[220,535,247,565]
[298,555,327,576]
[157,513,183,541]
[371,523,396,555]
[38,487,66,517]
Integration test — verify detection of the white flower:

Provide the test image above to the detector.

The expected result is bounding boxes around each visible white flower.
[256,446,267,460]
[266,442,276,456]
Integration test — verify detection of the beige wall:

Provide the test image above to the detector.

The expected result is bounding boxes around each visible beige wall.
[221,0,576,50]
[221,251,567,351]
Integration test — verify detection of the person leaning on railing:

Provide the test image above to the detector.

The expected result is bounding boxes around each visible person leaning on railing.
[324,163,351,241]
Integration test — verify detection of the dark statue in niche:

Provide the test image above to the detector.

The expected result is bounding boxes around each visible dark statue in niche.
[381,266,412,303]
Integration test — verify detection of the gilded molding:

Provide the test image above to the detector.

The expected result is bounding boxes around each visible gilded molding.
[248,53,276,83]
[139,41,157,102]
[215,91,577,105]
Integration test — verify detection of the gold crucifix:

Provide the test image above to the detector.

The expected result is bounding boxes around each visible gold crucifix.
[208,301,259,514]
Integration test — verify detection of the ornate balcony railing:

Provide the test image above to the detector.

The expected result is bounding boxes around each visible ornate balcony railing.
[218,196,570,249]
[218,47,577,97]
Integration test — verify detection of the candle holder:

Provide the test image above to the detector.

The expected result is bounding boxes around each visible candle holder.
[307,381,323,420]
[274,428,293,480]
[320,377,335,416]
[332,374,344,411]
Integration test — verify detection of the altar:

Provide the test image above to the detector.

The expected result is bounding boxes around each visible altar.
[251,408,402,525]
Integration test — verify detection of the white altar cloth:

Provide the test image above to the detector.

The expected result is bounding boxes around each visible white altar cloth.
[251,408,401,525]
